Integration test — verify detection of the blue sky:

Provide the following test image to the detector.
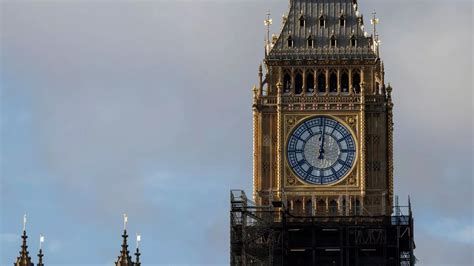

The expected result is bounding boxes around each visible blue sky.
[1,0,473,265]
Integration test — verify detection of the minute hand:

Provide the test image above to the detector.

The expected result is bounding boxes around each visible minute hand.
[318,122,326,159]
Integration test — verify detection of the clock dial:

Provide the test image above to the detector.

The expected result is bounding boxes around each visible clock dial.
[287,116,356,185]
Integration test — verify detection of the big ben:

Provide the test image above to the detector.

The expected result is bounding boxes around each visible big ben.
[231,0,415,265]
[254,0,392,217]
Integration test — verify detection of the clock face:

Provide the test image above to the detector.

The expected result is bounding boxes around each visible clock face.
[287,116,356,185]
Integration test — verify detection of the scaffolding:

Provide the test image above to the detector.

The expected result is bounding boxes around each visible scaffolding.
[230,190,415,266]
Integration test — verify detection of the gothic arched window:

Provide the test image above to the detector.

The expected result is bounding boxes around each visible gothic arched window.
[306,71,314,93]
[341,72,349,93]
[306,200,313,216]
[350,35,357,47]
[317,199,326,214]
[330,35,337,48]
[299,15,306,27]
[329,200,338,215]
[355,200,362,216]
[319,15,326,28]
[353,71,361,94]
[317,72,326,93]
[339,15,346,27]
[287,35,294,48]
[283,73,291,93]
[294,200,303,215]
[329,72,338,93]
[295,73,303,94]
[307,36,314,48]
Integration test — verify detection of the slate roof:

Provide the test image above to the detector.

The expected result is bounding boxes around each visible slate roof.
[268,0,377,60]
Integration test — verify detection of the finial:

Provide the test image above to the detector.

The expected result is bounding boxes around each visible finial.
[387,83,392,95]
[23,214,27,232]
[39,234,44,250]
[264,11,273,56]
[135,235,141,266]
[123,213,128,231]
[15,225,33,266]
[38,235,45,266]
[276,81,283,94]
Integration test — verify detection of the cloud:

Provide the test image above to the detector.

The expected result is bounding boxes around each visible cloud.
[1,0,472,264]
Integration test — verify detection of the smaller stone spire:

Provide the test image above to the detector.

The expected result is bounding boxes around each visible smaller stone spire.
[37,234,45,266]
[135,234,141,266]
[115,230,133,266]
[134,248,141,266]
[15,230,34,266]
[37,249,44,266]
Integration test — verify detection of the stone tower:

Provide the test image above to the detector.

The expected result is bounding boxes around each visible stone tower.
[253,0,393,216]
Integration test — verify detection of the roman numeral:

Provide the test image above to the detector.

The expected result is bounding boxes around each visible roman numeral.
[340,149,356,153]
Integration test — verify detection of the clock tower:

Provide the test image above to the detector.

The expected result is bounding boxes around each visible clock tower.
[231,1,415,264]
[253,0,393,217]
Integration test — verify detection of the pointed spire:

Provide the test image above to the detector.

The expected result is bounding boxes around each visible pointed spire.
[37,249,44,266]
[37,234,45,266]
[115,230,133,266]
[134,248,141,266]
[15,230,34,266]
[116,214,134,266]
[135,234,141,266]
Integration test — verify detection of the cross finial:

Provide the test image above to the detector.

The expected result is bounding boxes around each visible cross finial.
[123,213,128,231]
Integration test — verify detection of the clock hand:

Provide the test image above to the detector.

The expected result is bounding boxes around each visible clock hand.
[318,120,326,160]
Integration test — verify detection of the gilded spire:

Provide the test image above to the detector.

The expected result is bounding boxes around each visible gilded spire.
[15,230,34,266]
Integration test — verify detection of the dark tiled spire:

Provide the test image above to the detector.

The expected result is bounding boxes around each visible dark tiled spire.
[268,0,377,60]
[14,231,34,266]
[115,230,134,266]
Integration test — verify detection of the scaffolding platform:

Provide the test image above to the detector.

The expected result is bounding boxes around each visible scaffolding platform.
[230,190,415,266]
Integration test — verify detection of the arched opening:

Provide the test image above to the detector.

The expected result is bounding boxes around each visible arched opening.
[352,71,361,94]
[283,73,291,93]
[342,199,348,216]
[350,36,357,47]
[329,72,338,93]
[299,16,305,27]
[294,200,302,215]
[317,72,326,93]
[317,199,326,214]
[339,15,346,27]
[287,36,293,48]
[341,72,349,93]
[306,200,313,216]
[307,36,314,48]
[306,72,314,93]
[319,16,326,28]
[329,200,338,216]
[330,35,337,47]
[355,200,362,216]
[295,73,303,94]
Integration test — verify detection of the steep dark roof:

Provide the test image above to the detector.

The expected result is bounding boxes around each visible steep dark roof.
[268,0,376,60]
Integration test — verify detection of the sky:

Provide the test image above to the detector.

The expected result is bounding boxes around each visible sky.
[0,0,473,265]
